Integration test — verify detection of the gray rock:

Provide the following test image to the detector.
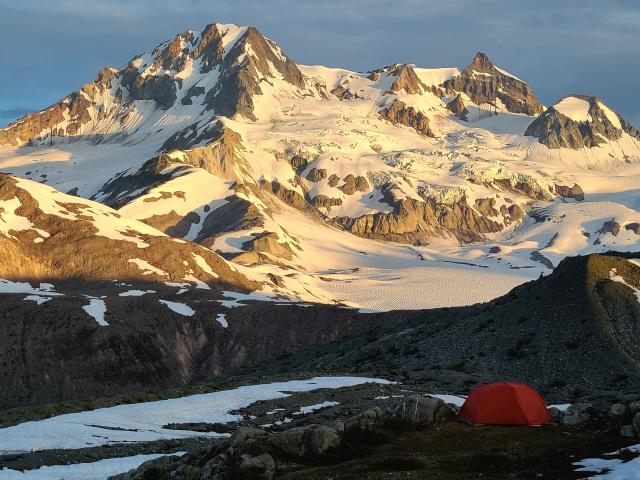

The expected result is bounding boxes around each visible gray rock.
[609,403,628,417]
[397,395,444,424]
[238,453,276,479]
[548,407,564,423]
[229,427,268,447]
[268,426,309,456]
[629,401,640,414]
[201,452,232,480]
[434,403,456,423]
[562,412,590,426]
[567,402,593,414]
[304,425,341,456]
[621,425,637,437]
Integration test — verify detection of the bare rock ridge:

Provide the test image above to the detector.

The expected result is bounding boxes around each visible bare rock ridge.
[206,26,305,121]
[525,94,640,149]
[443,52,544,115]
[0,24,306,146]
[446,93,469,121]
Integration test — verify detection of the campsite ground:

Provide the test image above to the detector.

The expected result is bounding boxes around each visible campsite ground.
[277,419,637,479]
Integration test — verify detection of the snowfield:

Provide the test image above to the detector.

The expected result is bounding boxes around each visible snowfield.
[0,377,391,453]
[0,453,182,480]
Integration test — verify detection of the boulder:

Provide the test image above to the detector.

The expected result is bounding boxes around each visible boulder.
[229,427,269,447]
[397,395,444,424]
[548,407,564,423]
[268,426,309,456]
[609,403,628,417]
[303,426,341,456]
[201,452,232,479]
[629,400,640,414]
[238,453,276,479]
[562,412,590,426]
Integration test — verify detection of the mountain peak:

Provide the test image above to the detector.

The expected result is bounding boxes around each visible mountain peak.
[470,51,495,72]
[525,94,640,148]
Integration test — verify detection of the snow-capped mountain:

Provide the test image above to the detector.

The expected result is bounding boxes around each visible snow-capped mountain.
[1,21,640,313]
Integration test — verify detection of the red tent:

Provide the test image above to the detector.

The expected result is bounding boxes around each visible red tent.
[458,382,551,426]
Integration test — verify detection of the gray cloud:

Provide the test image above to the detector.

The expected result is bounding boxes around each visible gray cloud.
[1,0,639,126]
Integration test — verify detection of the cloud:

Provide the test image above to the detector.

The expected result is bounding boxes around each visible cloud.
[1,0,639,123]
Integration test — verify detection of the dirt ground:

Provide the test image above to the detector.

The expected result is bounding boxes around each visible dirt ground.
[278,420,637,480]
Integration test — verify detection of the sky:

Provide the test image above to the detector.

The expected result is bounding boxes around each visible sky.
[1,0,639,127]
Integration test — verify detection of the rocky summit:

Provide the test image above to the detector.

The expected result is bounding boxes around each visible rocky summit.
[1,15,640,480]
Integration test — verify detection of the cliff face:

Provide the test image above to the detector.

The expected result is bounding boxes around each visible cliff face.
[443,52,544,115]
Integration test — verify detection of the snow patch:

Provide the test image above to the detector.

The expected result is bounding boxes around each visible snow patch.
[82,298,108,326]
[159,300,195,316]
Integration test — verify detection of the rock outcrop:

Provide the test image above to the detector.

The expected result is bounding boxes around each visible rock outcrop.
[525,95,640,149]
[446,93,469,121]
[443,52,544,115]
[379,99,435,137]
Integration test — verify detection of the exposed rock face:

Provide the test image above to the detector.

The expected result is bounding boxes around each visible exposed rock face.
[598,219,621,237]
[338,174,370,195]
[207,27,305,121]
[310,195,343,210]
[446,93,469,121]
[242,231,295,260]
[379,99,435,137]
[525,95,640,149]
[443,52,544,115]
[0,24,308,146]
[388,64,427,94]
[555,183,585,201]
[306,168,327,182]
[261,180,308,210]
[334,196,503,244]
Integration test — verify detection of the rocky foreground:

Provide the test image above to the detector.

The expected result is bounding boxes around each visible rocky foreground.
[91,385,640,479]
[3,379,640,479]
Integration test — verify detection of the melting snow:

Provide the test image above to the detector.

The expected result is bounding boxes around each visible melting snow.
[293,401,340,415]
[159,300,195,316]
[0,453,183,480]
[215,313,228,328]
[82,298,108,326]
[609,268,640,303]
[575,444,640,479]
[128,258,168,276]
[0,377,391,452]
[23,295,51,305]
[118,289,155,297]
